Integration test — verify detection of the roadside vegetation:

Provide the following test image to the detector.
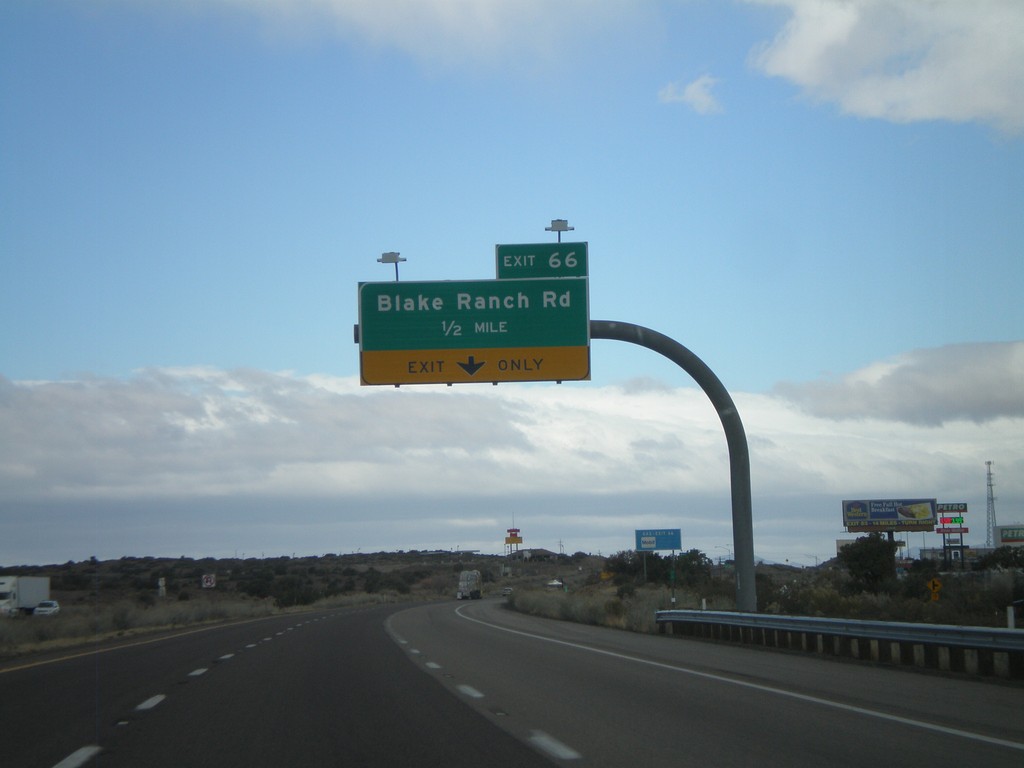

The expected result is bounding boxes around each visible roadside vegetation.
[2,540,1021,657]
[508,538,1024,634]
[0,551,458,658]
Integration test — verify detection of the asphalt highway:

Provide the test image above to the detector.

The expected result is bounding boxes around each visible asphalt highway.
[389,599,1024,767]
[1,604,551,768]
[2,599,1022,767]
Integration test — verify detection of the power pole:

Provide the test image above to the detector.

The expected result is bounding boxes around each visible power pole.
[986,461,997,548]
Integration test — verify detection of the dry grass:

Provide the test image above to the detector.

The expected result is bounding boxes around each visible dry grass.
[507,584,730,633]
[0,592,402,658]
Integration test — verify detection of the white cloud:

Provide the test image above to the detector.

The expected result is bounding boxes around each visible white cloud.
[745,0,1024,132]
[2,343,1021,564]
[211,0,637,70]
[773,341,1024,425]
[659,74,723,114]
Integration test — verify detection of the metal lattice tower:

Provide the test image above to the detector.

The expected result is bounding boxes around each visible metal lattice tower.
[986,461,997,548]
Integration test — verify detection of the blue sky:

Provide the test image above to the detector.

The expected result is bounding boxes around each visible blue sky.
[2,1,1022,569]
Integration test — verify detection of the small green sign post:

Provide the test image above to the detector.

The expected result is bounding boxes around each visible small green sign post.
[495,242,588,279]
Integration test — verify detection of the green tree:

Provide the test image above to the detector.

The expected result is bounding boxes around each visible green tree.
[977,546,1024,570]
[675,549,713,587]
[605,550,643,583]
[606,549,713,588]
[838,533,899,593]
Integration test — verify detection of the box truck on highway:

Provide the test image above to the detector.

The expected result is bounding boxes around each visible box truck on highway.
[456,570,482,600]
[0,576,51,616]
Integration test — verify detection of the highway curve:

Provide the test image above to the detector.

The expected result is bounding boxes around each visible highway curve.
[3,598,1022,767]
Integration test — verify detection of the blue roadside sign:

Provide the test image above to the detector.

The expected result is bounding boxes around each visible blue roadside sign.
[635,529,682,552]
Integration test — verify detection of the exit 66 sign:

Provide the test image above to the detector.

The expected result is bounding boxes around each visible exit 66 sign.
[495,242,588,279]
[358,277,590,385]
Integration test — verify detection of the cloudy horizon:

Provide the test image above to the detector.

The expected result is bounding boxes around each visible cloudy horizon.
[3,340,1020,566]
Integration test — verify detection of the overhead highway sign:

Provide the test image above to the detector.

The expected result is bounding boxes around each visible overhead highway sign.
[358,277,589,385]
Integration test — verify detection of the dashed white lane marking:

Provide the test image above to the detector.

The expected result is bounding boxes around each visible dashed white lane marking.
[530,730,582,760]
[456,684,484,699]
[52,745,102,768]
[188,668,208,677]
[409,648,421,655]
[425,662,442,669]
[136,694,166,711]
[245,643,257,648]
[219,653,235,661]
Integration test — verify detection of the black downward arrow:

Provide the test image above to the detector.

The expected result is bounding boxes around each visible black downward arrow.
[457,355,486,376]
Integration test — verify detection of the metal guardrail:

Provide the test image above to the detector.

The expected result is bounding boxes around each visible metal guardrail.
[655,610,1024,652]
[657,610,1024,678]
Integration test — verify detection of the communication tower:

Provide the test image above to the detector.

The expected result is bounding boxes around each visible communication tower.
[986,461,997,548]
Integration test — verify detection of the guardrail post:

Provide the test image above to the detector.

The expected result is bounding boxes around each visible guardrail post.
[994,652,1010,678]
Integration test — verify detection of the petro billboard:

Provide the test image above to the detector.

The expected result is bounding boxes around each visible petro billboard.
[842,499,937,532]
[996,525,1024,547]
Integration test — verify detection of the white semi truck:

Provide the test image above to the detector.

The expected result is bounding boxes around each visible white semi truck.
[0,576,51,616]
[455,570,482,600]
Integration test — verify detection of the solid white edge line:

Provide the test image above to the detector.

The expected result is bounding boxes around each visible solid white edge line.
[135,694,166,711]
[455,605,1024,753]
[52,745,102,768]
[529,730,582,760]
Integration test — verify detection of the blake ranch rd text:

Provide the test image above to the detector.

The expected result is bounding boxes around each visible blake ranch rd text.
[375,288,574,313]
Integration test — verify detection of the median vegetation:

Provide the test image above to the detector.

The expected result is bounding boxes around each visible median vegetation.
[0,551,453,658]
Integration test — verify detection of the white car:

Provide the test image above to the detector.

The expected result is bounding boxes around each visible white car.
[34,600,60,616]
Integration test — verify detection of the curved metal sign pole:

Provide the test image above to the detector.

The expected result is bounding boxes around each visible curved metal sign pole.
[591,320,757,612]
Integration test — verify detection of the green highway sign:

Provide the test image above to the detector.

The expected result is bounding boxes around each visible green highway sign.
[359,277,588,351]
[495,242,588,279]
[358,277,590,385]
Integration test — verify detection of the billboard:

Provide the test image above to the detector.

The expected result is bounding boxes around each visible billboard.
[842,499,937,532]
[996,525,1024,547]
[635,529,682,552]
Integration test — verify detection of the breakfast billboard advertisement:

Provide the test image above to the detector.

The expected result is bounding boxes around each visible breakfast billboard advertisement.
[842,499,937,532]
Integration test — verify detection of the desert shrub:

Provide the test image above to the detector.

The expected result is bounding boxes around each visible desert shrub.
[508,585,675,633]
[112,605,133,631]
